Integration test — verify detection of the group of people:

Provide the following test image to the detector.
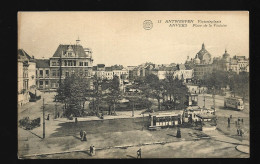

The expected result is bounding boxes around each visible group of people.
[80,129,87,141]
[227,115,244,137]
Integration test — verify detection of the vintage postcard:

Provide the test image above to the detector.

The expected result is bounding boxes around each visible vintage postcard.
[18,11,249,158]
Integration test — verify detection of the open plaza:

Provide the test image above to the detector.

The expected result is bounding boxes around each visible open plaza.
[18,91,249,159]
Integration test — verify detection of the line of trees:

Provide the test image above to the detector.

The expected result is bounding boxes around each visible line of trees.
[56,73,190,118]
[200,69,249,100]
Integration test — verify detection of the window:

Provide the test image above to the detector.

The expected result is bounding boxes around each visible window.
[85,70,88,76]
[80,62,83,66]
[74,61,76,66]
[84,62,88,66]
[52,62,56,66]
[40,81,43,85]
[66,71,69,77]
[45,81,49,85]
[46,70,49,76]
[52,70,56,77]
[68,52,72,57]
[65,61,67,66]
[40,70,43,77]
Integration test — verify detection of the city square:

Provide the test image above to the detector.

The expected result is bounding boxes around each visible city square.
[18,12,249,159]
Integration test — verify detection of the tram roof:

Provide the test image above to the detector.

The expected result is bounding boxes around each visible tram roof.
[149,111,182,117]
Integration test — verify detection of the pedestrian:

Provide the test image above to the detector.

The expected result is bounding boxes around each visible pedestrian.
[241,118,244,124]
[92,146,95,156]
[80,129,83,139]
[137,148,141,158]
[75,117,78,124]
[90,145,93,156]
[227,118,230,125]
[230,115,232,119]
[237,129,240,136]
[177,127,181,138]
[57,112,60,118]
[82,131,87,141]
[240,129,243,137]
[47,114,50,120]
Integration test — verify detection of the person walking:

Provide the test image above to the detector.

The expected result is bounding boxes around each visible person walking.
[90,145,93,156]
[137,148,141,158]
[75,117,78,124]
[227,118,230,126]
[82,131,87,141]
[92,146,95,156]
[237,129,240,136]
[47,114,50,120]
[177,127,181,138]
[80,129,83,139]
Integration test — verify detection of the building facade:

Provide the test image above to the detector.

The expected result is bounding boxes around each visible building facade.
[35,40,94,90]
[18,49,36,106]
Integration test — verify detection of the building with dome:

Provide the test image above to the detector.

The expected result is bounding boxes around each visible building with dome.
[185,43,213,81]
[212,49,249,74]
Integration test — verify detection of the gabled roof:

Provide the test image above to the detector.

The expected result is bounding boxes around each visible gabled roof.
[18,49,32,60]
[35,59,50,68]
[52,44,87,57]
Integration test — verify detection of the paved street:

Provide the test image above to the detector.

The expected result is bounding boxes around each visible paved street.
[18,92,250,158]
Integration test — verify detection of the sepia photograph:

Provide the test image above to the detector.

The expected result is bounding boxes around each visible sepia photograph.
[17,11,249,159]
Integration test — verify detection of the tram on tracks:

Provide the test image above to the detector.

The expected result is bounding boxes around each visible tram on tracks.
[224,97,244,110]
[148,112,183,130]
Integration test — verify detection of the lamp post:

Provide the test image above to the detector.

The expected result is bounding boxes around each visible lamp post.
[42,98,45,139]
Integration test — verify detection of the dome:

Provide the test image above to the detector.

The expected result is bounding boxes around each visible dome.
[222,49,231,62]
[197,43,211,61]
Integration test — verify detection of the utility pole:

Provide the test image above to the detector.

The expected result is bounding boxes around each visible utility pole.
[213,86,216,115]
[203,91,206,109]
[132,101,134,117]
[43,98,45,139]
[54,102,57,119]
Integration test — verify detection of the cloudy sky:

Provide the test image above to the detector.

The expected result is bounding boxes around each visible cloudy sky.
[18,11,249,66]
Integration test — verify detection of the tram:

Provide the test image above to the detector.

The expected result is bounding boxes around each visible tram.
[224,97,244,110]
[148,112,183,130]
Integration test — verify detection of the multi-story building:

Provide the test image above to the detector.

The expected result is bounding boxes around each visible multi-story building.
[185,43,213,81]
[35,39,94,90]
[18,49,36,106]
[212,49,249,74]
[35,59,51,89]
[173,64,194,82]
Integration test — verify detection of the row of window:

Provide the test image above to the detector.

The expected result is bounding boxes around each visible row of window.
[52,61,89,66]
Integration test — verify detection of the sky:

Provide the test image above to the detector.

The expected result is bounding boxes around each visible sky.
[18,11,249,67]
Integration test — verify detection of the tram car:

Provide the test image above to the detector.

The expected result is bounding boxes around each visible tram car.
[148,112,183,130]
[224,97,244,110]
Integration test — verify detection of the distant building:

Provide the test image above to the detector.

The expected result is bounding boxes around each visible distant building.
[185,43,213,81]
[18,49,36,106]
[212,49,249,74]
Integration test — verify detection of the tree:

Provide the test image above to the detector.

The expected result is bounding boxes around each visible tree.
[107,75,121,114]
[56,74,90,118]
[144,74,164,110]
[162,74,189,110]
